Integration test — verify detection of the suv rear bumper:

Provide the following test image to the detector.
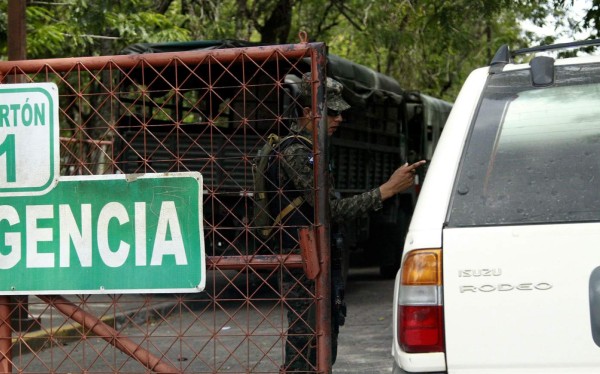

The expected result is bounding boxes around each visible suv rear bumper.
[392,361,447,374]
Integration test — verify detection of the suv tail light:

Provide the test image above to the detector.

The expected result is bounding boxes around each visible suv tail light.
[397,248,444,353]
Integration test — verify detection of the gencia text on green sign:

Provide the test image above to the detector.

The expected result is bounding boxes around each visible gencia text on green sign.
[0,173,205,294]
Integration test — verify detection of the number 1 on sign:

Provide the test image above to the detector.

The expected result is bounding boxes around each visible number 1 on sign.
[0,134,16,183]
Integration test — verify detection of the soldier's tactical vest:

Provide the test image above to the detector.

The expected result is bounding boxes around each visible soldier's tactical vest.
[253,134,314,249]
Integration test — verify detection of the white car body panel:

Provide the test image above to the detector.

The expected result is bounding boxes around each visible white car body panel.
[392,67,488,373]
[392,50,600,373]
[444,224,600,373]
[407,67,487,245]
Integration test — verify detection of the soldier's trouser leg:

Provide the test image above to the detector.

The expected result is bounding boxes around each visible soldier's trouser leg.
[282,268,315,372]
[331,319,339,365]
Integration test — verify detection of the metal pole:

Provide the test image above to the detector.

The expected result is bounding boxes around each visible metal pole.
[7,0,26,61]
[310,43,332,374]
[6,0,26,85]
[206,254,303,270]
[0,296,12,373]
[0,43,317,75]
[7,3,33,342]
[38,295,179,373]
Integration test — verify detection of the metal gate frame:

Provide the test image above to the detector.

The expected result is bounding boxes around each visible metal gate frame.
[0,37,333,373]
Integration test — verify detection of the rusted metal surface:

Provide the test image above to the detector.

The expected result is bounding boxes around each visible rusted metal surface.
[299,227,320,280]
[309,46,333,372]
[0,43,313,78]
[38,295,180,373]
[206,255,304,270]
[0,297,11,373]
[7,0,26,61]
[0,42,332,373]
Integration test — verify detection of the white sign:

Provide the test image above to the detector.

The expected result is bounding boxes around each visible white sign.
[0,83,59,196]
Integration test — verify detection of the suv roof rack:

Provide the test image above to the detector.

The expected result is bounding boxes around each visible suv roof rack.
[490,39,600,66]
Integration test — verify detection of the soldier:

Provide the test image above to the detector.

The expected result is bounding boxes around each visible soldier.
[271,74,425,372]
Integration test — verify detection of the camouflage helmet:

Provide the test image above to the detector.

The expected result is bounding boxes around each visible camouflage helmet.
[301,73,351,112]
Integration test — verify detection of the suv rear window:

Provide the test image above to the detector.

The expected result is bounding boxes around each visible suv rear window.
[448,63,600,227]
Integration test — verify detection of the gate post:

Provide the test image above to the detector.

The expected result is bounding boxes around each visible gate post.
[310,44,333,373]
[0,296,12,373]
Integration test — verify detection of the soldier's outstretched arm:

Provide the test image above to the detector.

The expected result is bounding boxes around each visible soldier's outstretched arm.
[379,161,426,201]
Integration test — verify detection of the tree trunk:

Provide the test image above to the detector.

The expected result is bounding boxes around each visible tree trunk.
[257,0,293,43]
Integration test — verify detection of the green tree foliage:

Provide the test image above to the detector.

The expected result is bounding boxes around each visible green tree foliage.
[288,0,573,99]
[1,0,192,58]
[0,0,590,101]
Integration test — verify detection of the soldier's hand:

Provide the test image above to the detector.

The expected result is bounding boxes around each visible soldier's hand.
[379,161,426,201]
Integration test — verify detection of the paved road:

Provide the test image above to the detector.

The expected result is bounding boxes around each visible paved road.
[334,267,395,373]
[10,266,395,373]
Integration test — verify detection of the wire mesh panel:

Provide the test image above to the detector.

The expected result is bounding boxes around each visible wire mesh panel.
[0,42,331,373]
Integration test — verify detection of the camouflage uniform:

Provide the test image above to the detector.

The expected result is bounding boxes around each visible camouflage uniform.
[282,76,383,223]
[275,77,383,372]
[280,138,382,220]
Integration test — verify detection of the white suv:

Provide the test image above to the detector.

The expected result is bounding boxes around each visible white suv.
[392,40,600,373]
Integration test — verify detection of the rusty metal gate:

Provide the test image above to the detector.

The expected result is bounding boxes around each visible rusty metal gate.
[0,38,334,373]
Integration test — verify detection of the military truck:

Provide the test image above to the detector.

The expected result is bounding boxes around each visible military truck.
[115,40,452,278]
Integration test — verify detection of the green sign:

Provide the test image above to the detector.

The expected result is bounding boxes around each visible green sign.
[0,173,205,294]
[0,83,205,294]
[0,83,59,197]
